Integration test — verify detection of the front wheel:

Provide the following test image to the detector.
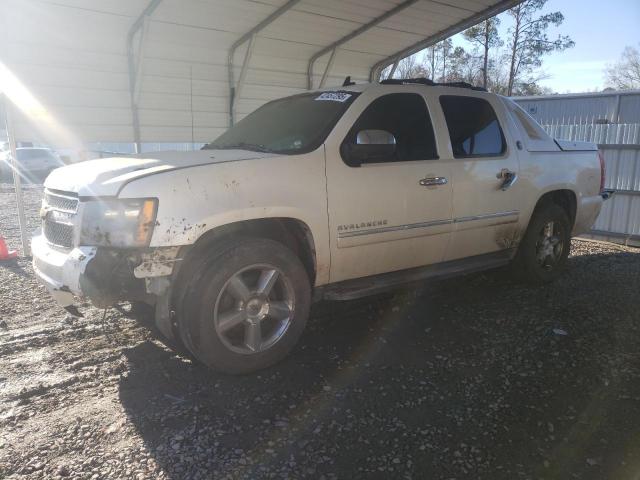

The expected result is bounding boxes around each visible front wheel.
[179,238,311,374]
[513,203,571,284]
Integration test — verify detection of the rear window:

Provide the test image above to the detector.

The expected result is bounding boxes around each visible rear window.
[440,96,506,158]
[510,104,545,140]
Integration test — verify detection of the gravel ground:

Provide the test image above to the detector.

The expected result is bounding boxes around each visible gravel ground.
[1,183,640,480]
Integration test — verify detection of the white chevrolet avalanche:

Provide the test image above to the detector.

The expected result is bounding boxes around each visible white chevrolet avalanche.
[32,79,607,374]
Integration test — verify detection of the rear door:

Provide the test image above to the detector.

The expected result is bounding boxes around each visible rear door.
[324,89,453,282]
[437,94,527,261]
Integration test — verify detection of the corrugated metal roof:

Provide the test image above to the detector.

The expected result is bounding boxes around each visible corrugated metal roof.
[2,0,522,146]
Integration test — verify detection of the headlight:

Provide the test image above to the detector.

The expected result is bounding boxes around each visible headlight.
[80,198,158,248]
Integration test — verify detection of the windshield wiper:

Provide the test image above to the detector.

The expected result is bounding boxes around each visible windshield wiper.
[203,142,275,153]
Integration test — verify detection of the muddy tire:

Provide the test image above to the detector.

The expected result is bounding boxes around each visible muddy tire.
[178,238,311,374]
[513,203,571,284]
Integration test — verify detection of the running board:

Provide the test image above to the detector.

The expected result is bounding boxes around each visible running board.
[316,249,515,301]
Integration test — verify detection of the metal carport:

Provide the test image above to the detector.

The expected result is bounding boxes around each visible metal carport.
[2,0,521,149]
[1,0,523,254]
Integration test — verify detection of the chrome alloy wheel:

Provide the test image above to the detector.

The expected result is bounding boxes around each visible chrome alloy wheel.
[535,221,565,270]
[213,264,295,355]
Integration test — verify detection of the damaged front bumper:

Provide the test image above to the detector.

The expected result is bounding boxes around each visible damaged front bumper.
[32,233,181,322]
[32,233,97,309]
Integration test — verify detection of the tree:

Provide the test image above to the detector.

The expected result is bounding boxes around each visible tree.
[516,77,554,95]
[463,18,502,88]
[505,0,574,96]
[437,39,454,81]
[425,44,438,80]
[447,46,482,84]
[605,45,640,90]
[395,54,428,79]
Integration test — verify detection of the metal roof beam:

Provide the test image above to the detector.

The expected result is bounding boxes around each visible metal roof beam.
[127,0,163,153]
[228,0,302,126]
[307,0,421,90]
[369,0,524,82]
[319,48,338,89]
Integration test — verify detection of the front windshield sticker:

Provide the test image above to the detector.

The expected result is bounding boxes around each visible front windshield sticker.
[315,92,352,102]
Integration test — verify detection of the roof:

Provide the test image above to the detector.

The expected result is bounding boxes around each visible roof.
[2,0,523,147]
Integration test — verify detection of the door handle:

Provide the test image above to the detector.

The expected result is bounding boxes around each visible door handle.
[497,168,518,191]
[419,176,448,187]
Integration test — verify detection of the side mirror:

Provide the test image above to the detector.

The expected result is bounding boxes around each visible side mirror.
[343,129,396,166]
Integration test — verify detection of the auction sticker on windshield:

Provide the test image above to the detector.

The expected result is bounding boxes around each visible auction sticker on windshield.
[315,92,352,102]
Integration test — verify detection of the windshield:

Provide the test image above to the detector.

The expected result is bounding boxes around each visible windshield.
[204,91,359,154]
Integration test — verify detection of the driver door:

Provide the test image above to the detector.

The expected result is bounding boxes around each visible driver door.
[324,90,453,283]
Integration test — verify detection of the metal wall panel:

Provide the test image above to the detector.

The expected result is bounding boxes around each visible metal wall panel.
[513,91,640,125]
[541,124,640,145]
[619,95,640,124]
[588,145,640,246]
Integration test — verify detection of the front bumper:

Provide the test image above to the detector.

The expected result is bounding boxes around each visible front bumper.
[33,232,181,315]
[31,233,97,307]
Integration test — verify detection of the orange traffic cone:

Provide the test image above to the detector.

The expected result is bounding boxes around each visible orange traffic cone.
[0,236,18,261]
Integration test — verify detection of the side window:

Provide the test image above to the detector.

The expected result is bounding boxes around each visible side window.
[440,95,506,158]
[341,93,437,165]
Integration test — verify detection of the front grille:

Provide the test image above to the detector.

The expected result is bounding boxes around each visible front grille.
[42,189,78,249]
[44,218,74,249]
[44,190,78,213]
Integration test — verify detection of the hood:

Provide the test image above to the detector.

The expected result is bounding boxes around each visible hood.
[44,149,275,197]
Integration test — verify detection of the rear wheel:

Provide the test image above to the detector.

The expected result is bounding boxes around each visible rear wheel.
[514,203,571,284]
[178,238,310,374]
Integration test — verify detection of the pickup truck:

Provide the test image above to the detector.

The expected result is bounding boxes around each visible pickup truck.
[32,79,606,374]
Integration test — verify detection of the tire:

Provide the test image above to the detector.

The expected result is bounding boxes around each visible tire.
[513,203,571,284]
[178,238,311,374]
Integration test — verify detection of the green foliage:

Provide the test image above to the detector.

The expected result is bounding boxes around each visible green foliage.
[463,18,502,88]
[505,0,574,95]
[463,18,502,50]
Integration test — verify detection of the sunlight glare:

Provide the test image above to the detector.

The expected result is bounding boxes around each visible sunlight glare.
[0,61,81,149]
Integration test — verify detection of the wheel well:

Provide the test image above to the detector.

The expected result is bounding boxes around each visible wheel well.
[182,218,317,284]
[535,190,577,226]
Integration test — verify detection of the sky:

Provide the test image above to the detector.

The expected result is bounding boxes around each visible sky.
[449,0,640,93]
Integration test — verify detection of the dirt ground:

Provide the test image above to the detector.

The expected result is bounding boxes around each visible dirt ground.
[1,183,640,480]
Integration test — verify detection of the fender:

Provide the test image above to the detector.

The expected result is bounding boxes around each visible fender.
[118,149,332,285]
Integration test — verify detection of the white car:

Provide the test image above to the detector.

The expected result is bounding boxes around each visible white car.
[1,147,65,183]
[32,79,606,373]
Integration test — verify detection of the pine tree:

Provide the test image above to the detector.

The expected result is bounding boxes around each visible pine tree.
[463,18,502,89]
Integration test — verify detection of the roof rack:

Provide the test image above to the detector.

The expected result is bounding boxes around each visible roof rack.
[379,77,487,92]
